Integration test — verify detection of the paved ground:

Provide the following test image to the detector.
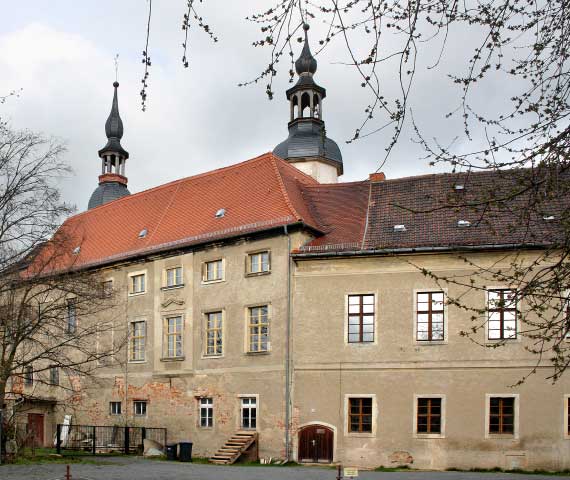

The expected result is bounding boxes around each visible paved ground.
[0,457,564,480]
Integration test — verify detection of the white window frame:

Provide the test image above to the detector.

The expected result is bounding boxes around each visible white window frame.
[199,397,214,428]
[344,394,378,438]
[129,320,146,363]
[109,401,122,416]
[486,288,520,343]
[413,289,448,344]
[238,394,259,431]
[245,304,271,353]
[163,315,184,359]
[203,310,224,358]
[413,394,446,438]
[246,250,271,275]
[202,259,225,284]
[133,400,147,417]
[128,270,147,296]
[562,394,570,440]
[485,393,519,439]
[164,266,183,289]
[344,292,378,346]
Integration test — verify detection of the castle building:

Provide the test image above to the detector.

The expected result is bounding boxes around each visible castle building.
[15,25,570,470]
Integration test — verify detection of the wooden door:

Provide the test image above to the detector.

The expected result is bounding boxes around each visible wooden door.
[27,413,45,447]
[298,425,333,463]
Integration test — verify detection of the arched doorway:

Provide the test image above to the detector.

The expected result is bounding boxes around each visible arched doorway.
[298,424,334,463]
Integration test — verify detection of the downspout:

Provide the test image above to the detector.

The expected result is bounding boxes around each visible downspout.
[284,225,292,461]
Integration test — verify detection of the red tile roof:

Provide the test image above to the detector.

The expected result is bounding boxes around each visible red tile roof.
[40,153,320,271]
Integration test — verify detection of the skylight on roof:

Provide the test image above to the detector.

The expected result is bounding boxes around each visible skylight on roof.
[72,246,81,255]
[393,224,407,232]
[457,220,471,227]
[543,215,555,221]
[454,184,465,191]
[138,228,148,238]
[215,208,226,218]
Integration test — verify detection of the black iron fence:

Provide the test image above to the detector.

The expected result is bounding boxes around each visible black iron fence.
[56,424,167,455]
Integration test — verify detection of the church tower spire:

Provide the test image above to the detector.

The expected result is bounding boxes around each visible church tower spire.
[88,82,131,209]
[273,24,343,183]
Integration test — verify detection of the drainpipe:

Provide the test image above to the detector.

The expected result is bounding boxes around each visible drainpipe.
[284,225,292,461]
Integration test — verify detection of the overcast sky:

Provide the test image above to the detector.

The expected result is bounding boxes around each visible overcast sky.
[0,1,508,211]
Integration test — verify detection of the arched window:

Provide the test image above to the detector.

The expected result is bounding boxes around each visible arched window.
[301,92,311,118]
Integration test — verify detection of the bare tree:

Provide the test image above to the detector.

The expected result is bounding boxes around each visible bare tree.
[0,125,124,426]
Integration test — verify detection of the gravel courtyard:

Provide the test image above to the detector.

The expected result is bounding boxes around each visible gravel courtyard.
[0,457,565,480]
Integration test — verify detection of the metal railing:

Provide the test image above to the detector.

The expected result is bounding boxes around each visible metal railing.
[56,424,166,455]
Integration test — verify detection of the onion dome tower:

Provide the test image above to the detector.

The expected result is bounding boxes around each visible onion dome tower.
[88,82,131,209]
[273,24,343,183]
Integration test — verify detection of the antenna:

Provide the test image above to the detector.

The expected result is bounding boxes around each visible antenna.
[114,54,119,83]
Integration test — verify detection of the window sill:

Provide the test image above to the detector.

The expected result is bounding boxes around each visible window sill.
[346,432,375,438]
[128,360,147,364]
[161,284,185,291]
[160,356,185,362]
[199,426,214,430]
[414,433,445,439]
[201,279,225,285]
[346,342,376,346]
[246,350,270,355]
[414,341,448,346]
[245,271,271,278]
[486,434,516,439]
[202,354,223,359]
[128,292,146,297]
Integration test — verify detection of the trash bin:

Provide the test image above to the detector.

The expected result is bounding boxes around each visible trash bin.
[178,441,193,462]
[166,444,178,461]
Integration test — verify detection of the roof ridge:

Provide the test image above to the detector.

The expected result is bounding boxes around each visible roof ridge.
[269,155,303,221]
[303,180,369,189]
[70,152,276,221]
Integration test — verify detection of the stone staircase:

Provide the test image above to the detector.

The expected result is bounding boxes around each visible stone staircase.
[209,431,258,465]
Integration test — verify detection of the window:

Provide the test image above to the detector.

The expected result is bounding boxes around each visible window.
[165,267,183,288]
[488,289,517,340]
[349,398,373,433]
[416,292,445,341]
[101,280,113,298]
[416,397,442,434]
[129,321,146,361]
[489,397,515,434]
[164,316,183,358]
[66,298,77,333]
[205,311,223,356]
[49,366,59,386]
[24,366,33,386]
[130,273,146,294]
[200,398,213,428]
[110,401,122,415]
[241,397,257,429]
[203,259,223,282]
[566,396,570,437]
[348,294,375,343]
[248,305,269,352]
[133,400,147,417]
[247,251,270,274]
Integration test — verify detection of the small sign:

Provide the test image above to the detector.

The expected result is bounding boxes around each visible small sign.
[344,467,359,478]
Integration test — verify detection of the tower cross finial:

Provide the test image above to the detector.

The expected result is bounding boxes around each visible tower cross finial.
[114,54,119,83]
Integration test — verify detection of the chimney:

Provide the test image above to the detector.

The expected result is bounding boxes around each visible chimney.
[369,172,386,182]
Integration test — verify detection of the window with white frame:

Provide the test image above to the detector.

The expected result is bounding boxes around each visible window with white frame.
[488,396,515,435]
[203,259,223,282]
[200,397,213,428]
[205,311,223,356]
[164,316,183,358]
[416,397,442,435]
[66,298,77,333]
[416,292,445,341]
[247,251,270,274]
[165,267,183,288]
[241,397,257,429]
[109,401,122,415]
[130,273,146,294]
[129,321,146,361]
[488,289,517,340]
[348,294,375,343]
[133,400,147,416]
[248,305,269,352]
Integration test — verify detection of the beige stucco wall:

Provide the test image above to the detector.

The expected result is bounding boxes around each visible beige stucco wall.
[291,251,570,470]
